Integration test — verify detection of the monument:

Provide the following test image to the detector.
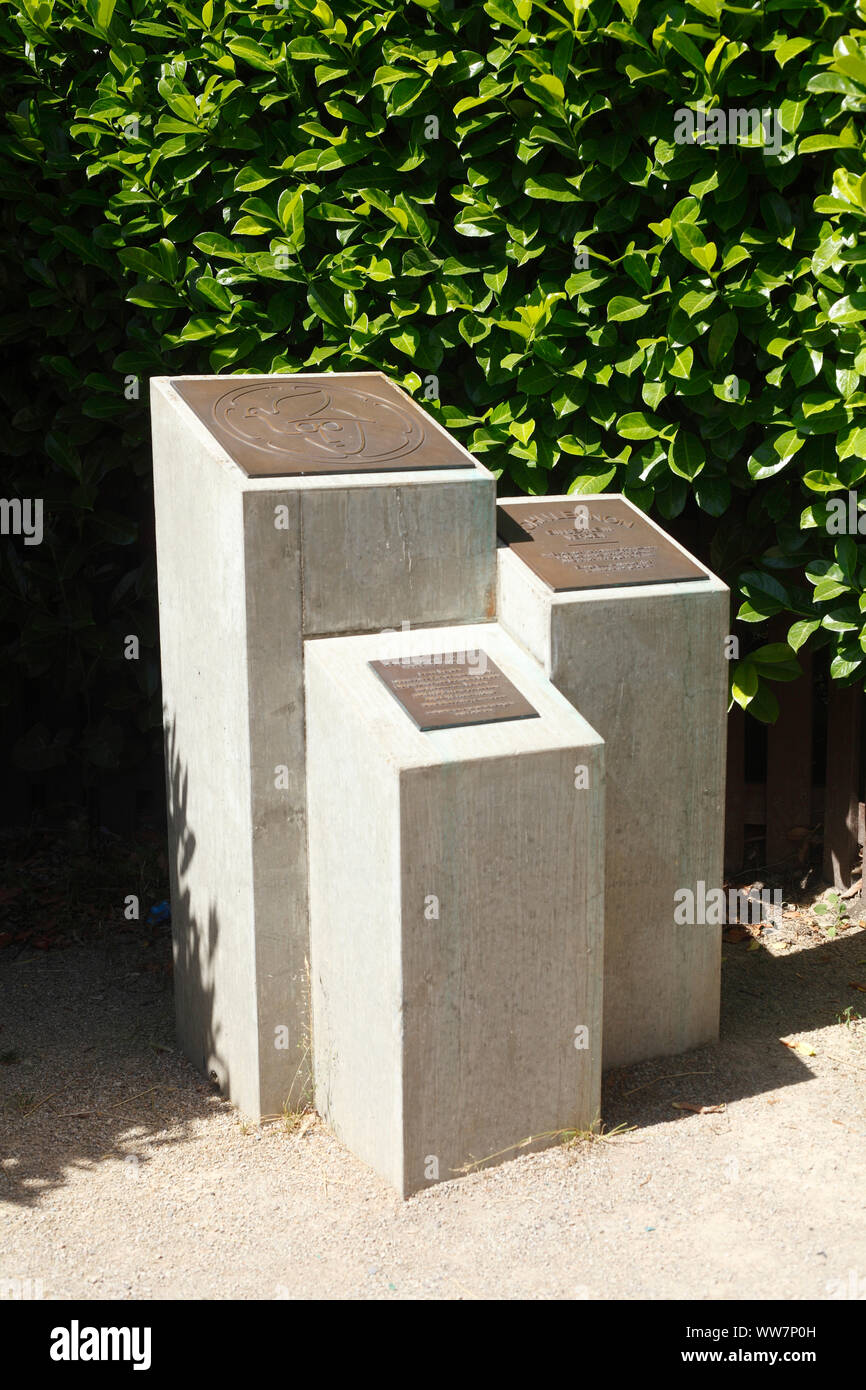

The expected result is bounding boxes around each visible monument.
[152,371,728,1196]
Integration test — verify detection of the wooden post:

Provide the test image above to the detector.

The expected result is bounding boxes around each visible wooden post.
[823,682,862,889]
[766,653,813,867]
[725,705,745,875]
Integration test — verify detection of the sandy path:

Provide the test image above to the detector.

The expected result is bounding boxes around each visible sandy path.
[2,915,865,1301]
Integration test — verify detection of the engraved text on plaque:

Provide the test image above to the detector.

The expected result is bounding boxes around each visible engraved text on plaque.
[497,498,708,590]
[370,652,539,731]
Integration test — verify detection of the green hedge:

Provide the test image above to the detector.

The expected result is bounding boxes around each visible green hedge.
[2,0,866,781]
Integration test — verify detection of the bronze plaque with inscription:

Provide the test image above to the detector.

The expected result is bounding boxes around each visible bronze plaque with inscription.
[370,652,539,731]
[172,374,470,477]
[497,498,708,590]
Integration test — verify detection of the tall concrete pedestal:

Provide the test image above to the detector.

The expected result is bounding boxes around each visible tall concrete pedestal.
[151,373,495,1119]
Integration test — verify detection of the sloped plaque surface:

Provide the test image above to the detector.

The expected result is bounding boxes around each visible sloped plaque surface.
[497,499,708,590]
[370,652,539,731]
[172,374,469,477]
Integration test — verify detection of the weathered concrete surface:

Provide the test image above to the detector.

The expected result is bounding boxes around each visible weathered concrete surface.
[497,495,729,1070]
[151,375,495,1121]
[305,622,604,1196]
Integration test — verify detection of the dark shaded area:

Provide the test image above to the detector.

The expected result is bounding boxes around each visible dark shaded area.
[0,716,234,1206]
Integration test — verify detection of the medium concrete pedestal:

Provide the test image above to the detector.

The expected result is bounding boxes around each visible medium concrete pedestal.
[497,495,728,1070]
[305,622,604,1195]
[151,374,495,1120]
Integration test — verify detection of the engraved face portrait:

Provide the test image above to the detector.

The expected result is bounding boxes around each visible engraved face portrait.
[211,381,425,466]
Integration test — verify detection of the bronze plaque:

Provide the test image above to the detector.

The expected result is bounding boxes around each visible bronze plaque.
[370,652,539,731]
[172,374,470,477]
[497,499,708,590]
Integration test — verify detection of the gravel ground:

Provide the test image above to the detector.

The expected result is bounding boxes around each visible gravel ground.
[2,894,866,1302]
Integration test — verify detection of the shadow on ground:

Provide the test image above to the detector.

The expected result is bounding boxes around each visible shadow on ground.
[0,931,226,1207]
[603,924,866,1131]
[3,814,864,1205]
[0,716,234,1208]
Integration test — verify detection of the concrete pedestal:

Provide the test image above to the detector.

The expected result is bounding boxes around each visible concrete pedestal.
[151,374,495,1120]
[305,622,604,1195]
[497,495,728,1070]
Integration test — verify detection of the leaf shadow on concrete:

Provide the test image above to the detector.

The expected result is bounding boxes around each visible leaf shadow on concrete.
[162,711,231,1102]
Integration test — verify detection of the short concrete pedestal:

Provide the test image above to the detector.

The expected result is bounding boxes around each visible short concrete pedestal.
[497,495,728,1070]
[151,374,495,1120]
[305,622,604,1195]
